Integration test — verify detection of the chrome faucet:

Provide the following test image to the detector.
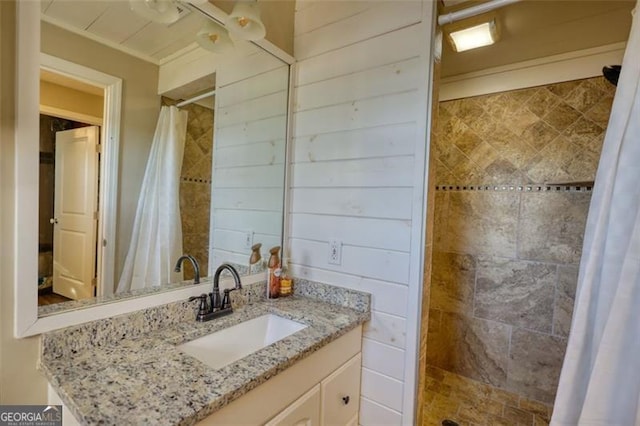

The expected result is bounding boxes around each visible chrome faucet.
[174,255,200,284]
[188,263,242,322]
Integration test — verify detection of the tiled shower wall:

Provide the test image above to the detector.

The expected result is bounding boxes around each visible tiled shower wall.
[427,77,615,405]
[176,101,214,279]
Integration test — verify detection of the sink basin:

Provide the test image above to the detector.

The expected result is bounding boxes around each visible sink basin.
[178,314,307,369]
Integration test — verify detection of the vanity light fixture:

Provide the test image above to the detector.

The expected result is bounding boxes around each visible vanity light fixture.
[447,20,498,52]
[196,21,234,53]
[129,0,181,24]
[226,0,266,41]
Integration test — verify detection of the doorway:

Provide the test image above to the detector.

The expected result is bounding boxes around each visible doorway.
[38,114,102,305]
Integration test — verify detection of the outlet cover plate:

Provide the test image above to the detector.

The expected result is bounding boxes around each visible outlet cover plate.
[243,230,254,249]
[328,240,342,265]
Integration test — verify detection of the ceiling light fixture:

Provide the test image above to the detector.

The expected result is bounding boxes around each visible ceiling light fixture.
[129,0,180,24]
[226,1,266,41]
[447,20,498,52]
[196,21,234,53]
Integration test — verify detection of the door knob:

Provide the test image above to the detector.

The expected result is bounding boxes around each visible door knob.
[49,218,58,224]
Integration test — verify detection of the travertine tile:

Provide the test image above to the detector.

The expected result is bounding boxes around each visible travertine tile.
[520,120,559,152]
[561,149,599,182]
[431,252,476,314]
[564,80,605,113]
[584,95,615,129]
[562,116,604,150]
[422,366,553,426]
[546,80,581,99]
[484,158,519,184]
[475,257,556,333]
[503,405,534,425]
[553,265,579,337]
[446,192,519,258]
[504,107,540,136]
[428,308,442,333]
[467,141,500,170]
[543,102,582,132]
[526,89,561,119]
[520,397,553,421]
[433,192,449,251]
[439,143,469,171]
[480,93,509,120]
[426,312,510,387]
[507,329,567,403]
[499,137,538,170]
[434,76,610,186]
[518,192,591,264]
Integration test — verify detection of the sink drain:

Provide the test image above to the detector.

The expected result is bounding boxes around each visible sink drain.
[442,420,459,426]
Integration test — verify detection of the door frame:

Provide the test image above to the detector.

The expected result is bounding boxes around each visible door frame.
[40,53,122,298]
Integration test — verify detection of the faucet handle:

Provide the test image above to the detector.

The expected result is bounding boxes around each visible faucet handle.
[188,294,209,318]
[221,288,237,310]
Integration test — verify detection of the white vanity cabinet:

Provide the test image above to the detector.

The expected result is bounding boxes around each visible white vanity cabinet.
[266,353,362,426]
[200,325,363,426]
[320,354,361,425]
[48,325,363,426]
[266,385,321,426]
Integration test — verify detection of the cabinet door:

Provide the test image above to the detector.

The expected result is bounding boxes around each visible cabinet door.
[321,354,362,426]
[266,384,321,426]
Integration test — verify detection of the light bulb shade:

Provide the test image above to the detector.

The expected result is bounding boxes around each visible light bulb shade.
[226,1,266,41]
[196,21,234,53]
[447,20,498,52]
[129,0,180,24]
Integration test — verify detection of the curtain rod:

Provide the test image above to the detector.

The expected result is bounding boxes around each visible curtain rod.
[438,0,523,26]
[176,89,216,108]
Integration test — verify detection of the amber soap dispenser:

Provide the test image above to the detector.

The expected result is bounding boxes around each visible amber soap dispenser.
[267,246,282,299]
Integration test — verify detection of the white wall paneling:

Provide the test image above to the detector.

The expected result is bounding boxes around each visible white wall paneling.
[290,265,409,318]
[289,1,436,423]
[210,46,289,270]
[362,338,406,381]
[361,368,405,412]
[360,398,402,425]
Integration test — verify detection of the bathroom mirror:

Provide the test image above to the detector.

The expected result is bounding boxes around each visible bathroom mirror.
[33,0,291,318]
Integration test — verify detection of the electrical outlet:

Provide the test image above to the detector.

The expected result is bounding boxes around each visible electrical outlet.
[328,240,342,265]
[243,230,254,249]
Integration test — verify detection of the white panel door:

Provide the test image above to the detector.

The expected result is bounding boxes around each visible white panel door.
[52,126,99,300]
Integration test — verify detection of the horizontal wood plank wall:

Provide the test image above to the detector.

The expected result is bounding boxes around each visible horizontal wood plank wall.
[211,50,289,269]
[290,1,432,423]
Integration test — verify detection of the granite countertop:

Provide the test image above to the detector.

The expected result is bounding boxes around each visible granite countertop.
[39,283,370,426]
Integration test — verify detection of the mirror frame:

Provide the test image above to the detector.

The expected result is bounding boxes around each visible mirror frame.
[14,1,295,337]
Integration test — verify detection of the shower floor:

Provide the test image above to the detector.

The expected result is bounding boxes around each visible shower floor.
[422,366,552,426]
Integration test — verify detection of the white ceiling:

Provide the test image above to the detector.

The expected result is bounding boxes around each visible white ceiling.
[40,0,209,64]
[440,0,635,77]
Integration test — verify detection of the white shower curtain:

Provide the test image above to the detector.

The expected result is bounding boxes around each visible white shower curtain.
[551,5,640,426]
[116,106,188,293]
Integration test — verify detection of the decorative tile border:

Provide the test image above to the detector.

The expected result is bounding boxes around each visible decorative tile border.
[435,183,593,193]
[181,176,212,184]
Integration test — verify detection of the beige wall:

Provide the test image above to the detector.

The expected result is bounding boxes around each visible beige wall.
[426,77,615,406]
[41,22,161,289]
[0,0,48,404]
[40,80,104,119]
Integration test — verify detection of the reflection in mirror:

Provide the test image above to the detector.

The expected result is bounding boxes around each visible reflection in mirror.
[36,0,289,316]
